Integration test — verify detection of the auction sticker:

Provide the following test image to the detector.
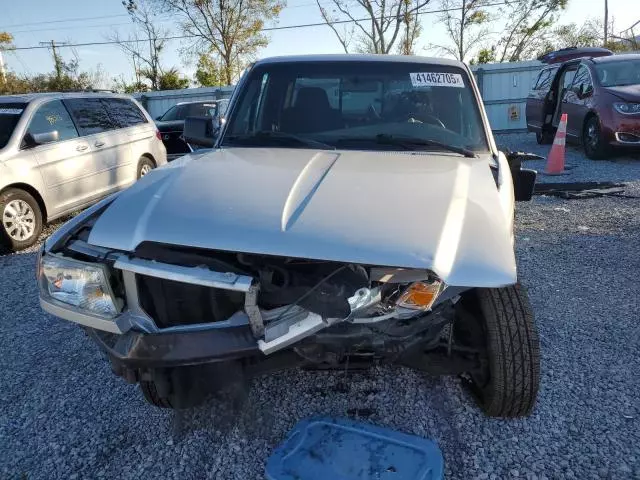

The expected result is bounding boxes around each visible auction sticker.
[0,108,23,115]
[410,72,465,88]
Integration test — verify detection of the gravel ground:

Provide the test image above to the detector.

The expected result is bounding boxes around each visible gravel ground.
[1,134,639,479]
[495,132,640,184]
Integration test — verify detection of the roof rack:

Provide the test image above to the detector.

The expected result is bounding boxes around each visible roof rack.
[82,88,118,93]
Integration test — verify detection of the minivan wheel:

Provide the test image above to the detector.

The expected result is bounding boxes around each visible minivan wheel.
[455,284,540,418]
[0,188,43,251]
[583,116,609,160]
[137,157,155,179]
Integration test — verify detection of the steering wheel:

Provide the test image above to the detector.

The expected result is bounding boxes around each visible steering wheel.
[398,113,446,129]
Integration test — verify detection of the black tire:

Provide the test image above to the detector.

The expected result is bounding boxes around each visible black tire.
[136,156,156,179]
[0,188,44,251]
[457,284,540,418]
[583,115,609,160]
[536,131,553,145]
[139,367,203,409]
[140,380,174,408]
[139,363,247,409]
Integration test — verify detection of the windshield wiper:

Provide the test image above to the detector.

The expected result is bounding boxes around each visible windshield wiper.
[374,134,477,158]
[224,131,335,150]
[333,134,476,158]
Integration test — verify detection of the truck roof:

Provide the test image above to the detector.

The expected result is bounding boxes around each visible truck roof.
[255,54,466,69]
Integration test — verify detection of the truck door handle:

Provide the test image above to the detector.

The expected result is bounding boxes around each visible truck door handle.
[76,145,88,152]
[94,141,105,148]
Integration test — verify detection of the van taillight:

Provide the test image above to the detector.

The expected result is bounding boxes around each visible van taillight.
[155,130,162,140]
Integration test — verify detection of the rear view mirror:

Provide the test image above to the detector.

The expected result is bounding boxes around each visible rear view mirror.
[25,131,59,147]
[183,116,215,148]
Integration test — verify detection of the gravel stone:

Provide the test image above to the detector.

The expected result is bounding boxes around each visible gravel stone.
[495,132,640,184]
[1,134,639,478]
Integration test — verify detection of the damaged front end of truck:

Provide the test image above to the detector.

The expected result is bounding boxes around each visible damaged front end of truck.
[39,201,489,410]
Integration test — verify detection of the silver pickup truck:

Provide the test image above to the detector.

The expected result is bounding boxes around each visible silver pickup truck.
[38,54,540,417]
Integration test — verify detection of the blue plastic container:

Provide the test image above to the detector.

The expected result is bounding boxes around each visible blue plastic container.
[265,417,444,480]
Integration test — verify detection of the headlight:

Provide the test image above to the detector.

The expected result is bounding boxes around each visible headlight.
[395,279,445,311]
[613,102,640,115]
[39,255,121,317]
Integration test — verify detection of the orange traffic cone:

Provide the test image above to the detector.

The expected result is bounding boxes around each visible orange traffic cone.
[544,113,568,175]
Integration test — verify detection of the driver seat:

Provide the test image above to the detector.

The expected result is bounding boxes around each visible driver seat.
[280,87,342,134]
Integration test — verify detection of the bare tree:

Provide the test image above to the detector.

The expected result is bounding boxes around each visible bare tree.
[495,0,568,63]
[398,0,423,54]
[316,0,432,54]
[108,0,168,90]
[158,0,285,85]
[432,0,491,61]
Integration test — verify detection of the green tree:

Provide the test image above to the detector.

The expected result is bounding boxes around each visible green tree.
[158,68,189,90]
[0,32,13,48]
[494,0,568,62]
[0,72,33,95]
[194,54,224,87]
[113,75,150,93]
[433,0,491,62]
[472,46,496,64]
[538,18,637,57]
[160,0,285,84]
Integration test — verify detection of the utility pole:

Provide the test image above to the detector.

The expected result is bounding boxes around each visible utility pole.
[0,50,6,85]
[39,40,68,80]
[604,0,609,45]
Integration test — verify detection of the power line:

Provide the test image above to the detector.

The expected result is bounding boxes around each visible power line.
[8,22,135,35]
[0,14,130,30]
[10,0,512,52]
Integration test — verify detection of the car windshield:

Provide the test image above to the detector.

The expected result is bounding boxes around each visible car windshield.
[160,103,218,121]
[0,103,27,150]
[595,60,640,87]
[222,61,489,153]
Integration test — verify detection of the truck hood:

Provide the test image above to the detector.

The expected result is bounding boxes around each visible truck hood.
[88,148,517,287]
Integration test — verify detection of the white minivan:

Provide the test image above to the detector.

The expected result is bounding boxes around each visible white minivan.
[0,92,167,251]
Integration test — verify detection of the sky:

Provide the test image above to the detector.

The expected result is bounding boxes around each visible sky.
[1,0,639,87]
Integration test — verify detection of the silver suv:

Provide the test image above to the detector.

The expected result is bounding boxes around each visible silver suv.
[0,92,166,251]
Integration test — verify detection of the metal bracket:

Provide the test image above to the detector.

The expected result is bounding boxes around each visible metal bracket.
[245,284,265,338]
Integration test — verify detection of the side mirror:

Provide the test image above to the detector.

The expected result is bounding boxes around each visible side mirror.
[505,150,539,201]
[183,116,215,148]
[24,131,59,147]
[514,169,537,201]
[578,83,593,99]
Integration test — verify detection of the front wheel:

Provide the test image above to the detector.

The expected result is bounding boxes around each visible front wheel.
[583,116,609,160]
[455,284,540,418]
[0,188,43,251]
[137,156,156,179]
[139,363,248,409]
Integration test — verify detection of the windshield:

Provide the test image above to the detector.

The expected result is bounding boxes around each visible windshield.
[0,103,27,150]
[221,61,489,152]
[595,60,640,87]
[159,102,218,121]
